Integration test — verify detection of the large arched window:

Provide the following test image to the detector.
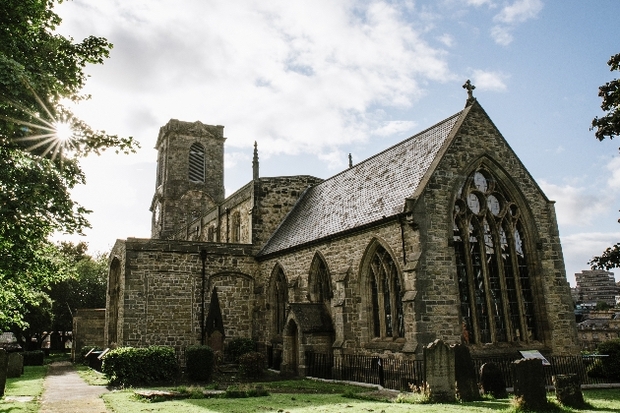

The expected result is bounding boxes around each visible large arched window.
[453,167,538,345]
[368,244,404,339]
[308,253,332,303]
[189,143,205,182]
[271,266,288,336]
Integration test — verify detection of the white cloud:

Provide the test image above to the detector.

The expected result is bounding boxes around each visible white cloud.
[56,0,452,167]
[465,0,495,6]
[438,33,455,47]
[561,231,620,285]
[494,0,543,24]
[373,121,418,137]
[471,69,508,91]
[539,180,611,227]
[490,0,543,45]
[606,156,620,189]
[490,25,514,46]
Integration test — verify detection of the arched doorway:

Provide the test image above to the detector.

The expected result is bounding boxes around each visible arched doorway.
[283,320,299,376]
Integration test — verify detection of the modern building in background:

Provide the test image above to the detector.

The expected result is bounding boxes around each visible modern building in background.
[574,270,617,307]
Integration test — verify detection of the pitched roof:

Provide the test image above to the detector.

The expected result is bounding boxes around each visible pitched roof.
[259,110,463,256]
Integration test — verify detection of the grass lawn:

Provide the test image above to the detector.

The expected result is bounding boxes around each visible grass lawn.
[1,364,47,413]
[102,380,620,413]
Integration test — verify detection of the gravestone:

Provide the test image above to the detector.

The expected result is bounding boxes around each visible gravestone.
[6,352,23,378]
[0,349,7,398]
[512,358,547,411]
[480,362,508,398]
[208,330,224,352]
[452,343,480,401]
[553,374,584,408]
[423,339,455,402]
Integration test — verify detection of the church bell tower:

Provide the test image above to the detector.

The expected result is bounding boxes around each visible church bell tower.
[150,119,225,239]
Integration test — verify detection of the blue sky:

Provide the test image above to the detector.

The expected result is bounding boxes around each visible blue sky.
[53,0,620,286]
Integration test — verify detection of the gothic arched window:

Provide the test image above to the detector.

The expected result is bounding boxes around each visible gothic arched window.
[271,266,288,336]
[189,143,205,182]
[308,253,332,303]
[453,168,538,345]
[368,245,404,339]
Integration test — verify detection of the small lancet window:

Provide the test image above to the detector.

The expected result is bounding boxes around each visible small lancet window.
[189,143,205,182]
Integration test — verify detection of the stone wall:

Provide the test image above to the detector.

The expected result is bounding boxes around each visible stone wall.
[411,102,579,355]
[109,238,258,352]
[72,308,105,361]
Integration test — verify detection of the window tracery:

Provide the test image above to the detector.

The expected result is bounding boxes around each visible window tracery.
[309,254,332,303]
[453,168,538,344]
[368,245,404,339]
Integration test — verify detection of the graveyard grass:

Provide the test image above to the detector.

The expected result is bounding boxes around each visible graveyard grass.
[1,364,47,413]
[102,383,620,413]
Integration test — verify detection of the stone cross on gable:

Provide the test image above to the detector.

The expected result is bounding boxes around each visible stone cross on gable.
[463,79,476,106]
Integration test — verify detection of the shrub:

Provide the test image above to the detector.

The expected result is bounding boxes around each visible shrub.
[185,345,215,382]
[238,351,265,379]
[22,350,45,366]
[594,339,620,380]
[101,346,178,387]
[225,384,269,398]
[226,338,255,363]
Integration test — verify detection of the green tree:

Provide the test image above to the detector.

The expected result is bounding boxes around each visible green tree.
[0,0,138,330]
[590,53,620,270]
[49,242,107,331]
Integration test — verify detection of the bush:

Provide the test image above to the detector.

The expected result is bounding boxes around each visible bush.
[22,350,45,366]
[238,351,265,379]
[101,346,178,387]
[226,338,256,363]
[225,384,269,398]
[185,345,215,382]
[594,339,620,380]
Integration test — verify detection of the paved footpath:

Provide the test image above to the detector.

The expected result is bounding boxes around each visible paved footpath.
[40,361,110,413]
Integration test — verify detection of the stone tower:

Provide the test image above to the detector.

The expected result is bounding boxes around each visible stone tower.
[150,119,225,239]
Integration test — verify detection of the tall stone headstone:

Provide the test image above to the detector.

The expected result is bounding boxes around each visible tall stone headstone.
[6,352,23,378]
[512,358,547,411]
[452,343,480,401]
[423,339,455,402]
[0,349,7,398]
[480,362,508,398]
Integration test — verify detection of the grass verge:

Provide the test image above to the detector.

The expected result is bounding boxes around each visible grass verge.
[0,365,47,413]
[102,380,620,413]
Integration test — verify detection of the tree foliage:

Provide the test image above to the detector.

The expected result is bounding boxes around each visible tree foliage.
[591,53,620,142]
[0,0,138,330]
[590,53,620,270]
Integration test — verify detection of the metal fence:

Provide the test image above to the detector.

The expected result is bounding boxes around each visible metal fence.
[305,351,615,391]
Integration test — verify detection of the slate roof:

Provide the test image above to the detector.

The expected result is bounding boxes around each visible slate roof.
[288,303,334,333]
[259,110,463,256]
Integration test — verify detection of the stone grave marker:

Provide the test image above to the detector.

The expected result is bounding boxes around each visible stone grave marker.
[423,339,455,402]
[452,343,480,401]
[553,374,584,408]
[480,362,508,398]
[6,352,23,378]
[512,358,547,410]
[0,349,7,398]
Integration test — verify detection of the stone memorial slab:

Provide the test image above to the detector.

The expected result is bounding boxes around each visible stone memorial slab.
[6,352,23,378]
[512,358,547,411]
[452,343,480,401]
[423,339,455,402]
[0,349,7,397]
[480,362,508,398]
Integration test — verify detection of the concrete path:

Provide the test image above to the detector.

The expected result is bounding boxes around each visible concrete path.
[40,361,109,413]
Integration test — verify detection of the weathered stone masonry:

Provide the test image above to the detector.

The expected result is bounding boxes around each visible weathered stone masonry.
[107,96,580,373]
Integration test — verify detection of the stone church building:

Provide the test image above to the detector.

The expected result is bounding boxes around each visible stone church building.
[106,88,579,375]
